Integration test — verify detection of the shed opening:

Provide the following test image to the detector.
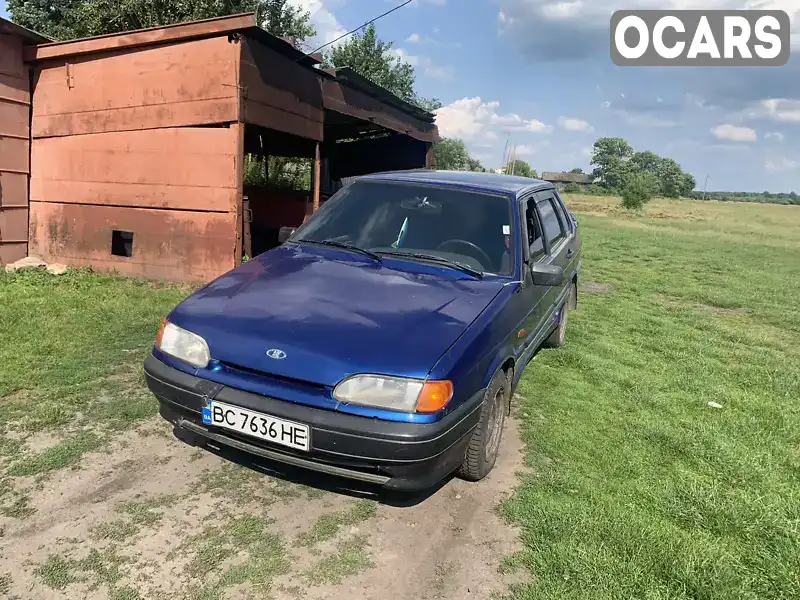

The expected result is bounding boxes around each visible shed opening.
[242,125,318,259]
[111,230,134,257]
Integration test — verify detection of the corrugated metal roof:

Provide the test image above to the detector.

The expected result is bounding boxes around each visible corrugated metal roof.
[24,12,319,67]
[0,16,52,44]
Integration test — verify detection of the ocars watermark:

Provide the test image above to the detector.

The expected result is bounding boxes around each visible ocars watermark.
[611,10,790,66]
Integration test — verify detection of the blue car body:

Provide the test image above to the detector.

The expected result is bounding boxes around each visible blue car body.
[145,170,581,490]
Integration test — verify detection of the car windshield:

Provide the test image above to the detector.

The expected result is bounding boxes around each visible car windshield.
[293,180,515,276]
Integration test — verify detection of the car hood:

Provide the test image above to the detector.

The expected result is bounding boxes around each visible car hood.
[169,244,505,387]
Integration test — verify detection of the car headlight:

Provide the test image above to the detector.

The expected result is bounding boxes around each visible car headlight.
[333,375,453,414]
[155,319,210,368]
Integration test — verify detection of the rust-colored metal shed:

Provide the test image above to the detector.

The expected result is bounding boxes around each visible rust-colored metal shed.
[13,13,438,281]
[0,19,49,265]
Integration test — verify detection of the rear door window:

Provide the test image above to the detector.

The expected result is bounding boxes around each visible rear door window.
[552,193,573,234]
[537,198,566,249]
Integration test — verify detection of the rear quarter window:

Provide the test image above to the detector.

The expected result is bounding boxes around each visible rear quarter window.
[537,200,565,247]
[552,194,573,234]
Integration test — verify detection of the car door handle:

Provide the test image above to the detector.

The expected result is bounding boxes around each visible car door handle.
[566,248,574,258]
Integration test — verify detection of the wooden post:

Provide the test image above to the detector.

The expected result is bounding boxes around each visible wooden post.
[425,143,435,169]
[312,141,321,213]
[242,195,252,260]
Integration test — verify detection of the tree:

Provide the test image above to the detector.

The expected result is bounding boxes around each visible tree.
[415,96,444,113]
[433,138,471,171]
[259,0,315,41]
[432,138,484,171]
[630,151,661,174]
[626,148,695,199]
[326,24,438,111]
[506,159,536,178]
[621,172,658,210]
[8,0,315,42]
[590,137,633,191]
[466,157,486,172]
[681,172,697,197]
[569,167,584,174]
[656,157,684,198]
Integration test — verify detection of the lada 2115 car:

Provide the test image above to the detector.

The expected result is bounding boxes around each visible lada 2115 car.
[144,170,582,491]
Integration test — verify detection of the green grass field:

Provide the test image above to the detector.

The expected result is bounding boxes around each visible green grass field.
[1,195,798,599]
[503,196,800,599]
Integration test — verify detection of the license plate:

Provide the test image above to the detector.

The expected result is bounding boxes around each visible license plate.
[202,400,310,452]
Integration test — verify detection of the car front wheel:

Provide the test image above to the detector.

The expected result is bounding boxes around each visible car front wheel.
[458,369,509,482]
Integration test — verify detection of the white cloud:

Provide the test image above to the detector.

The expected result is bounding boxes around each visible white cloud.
[435,98,501,140]
[765,131,786,141]
[498,0,800,58]
[540,1,585,20]
[289,0,347,50]
[766,157,800,172]
[434,97,553,143]
[500,0,799,27]
[391,47,454,80]
[712,123,758,142]
[514,141,551,156]
[760,98,800,123]
[557,116,593,132]
[406,33,422,43]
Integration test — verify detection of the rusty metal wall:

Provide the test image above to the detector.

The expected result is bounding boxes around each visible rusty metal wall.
[239,37,324,141]
[29,201,238,281]
[321,78,437,143]
[0,33,31,265]
[27,35,245,281]
[31,35,240,138]
[29,124,242,281]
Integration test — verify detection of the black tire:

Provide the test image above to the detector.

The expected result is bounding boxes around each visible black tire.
[458,369,509,482]
[544,282,575,348]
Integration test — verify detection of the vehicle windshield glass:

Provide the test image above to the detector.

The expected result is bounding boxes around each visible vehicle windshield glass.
[293,181,515,275]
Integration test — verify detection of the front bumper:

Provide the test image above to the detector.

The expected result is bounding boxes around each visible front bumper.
[144,354,483,491]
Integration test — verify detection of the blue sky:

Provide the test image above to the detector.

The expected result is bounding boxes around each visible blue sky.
[296,0,800,192]
[4,1,799,192]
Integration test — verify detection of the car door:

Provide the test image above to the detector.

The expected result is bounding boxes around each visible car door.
[533,190,572,318]
[516,194,551,358]
[551,190,580,277]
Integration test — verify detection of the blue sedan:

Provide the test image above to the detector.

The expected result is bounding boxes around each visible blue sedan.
[144,170,581,491]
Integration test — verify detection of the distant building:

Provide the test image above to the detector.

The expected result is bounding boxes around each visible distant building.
[541,171,594,191]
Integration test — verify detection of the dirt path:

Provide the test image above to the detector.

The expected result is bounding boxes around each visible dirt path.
[0,415,525,600]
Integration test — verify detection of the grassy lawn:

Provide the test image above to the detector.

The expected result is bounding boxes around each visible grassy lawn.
[0,270,192,514]
[503,196,800,599]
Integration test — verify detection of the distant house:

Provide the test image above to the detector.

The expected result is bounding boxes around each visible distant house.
[541,171,594,191]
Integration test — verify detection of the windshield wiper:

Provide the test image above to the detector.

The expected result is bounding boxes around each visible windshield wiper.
[310,240,383,262]
[378,251,484,279]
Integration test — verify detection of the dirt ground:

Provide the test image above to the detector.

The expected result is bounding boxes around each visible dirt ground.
[0,412,525,600]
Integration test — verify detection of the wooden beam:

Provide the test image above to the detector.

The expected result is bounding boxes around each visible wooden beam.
[25,13,257,62]
[312,141,321,213]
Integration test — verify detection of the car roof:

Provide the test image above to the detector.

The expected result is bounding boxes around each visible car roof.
[356,169,554,196]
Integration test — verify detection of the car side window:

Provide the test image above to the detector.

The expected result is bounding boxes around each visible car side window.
[537,198,565,249]
[524,198,546,261]
[552,193,573,234]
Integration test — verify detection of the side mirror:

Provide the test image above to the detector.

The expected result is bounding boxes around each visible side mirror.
[278,227,296,244]
[530,263,565,287]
